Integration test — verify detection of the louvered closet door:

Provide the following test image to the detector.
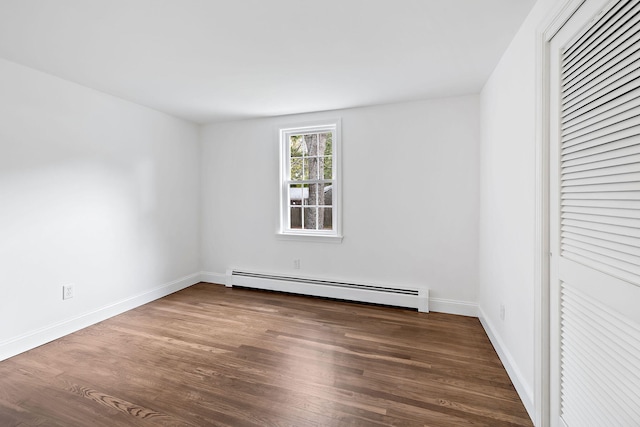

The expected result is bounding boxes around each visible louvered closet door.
[549,0,640,426]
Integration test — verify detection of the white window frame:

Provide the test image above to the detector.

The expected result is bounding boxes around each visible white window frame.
[277,119,342,243]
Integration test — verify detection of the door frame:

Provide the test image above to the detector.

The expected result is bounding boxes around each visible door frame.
[534,1,586,426]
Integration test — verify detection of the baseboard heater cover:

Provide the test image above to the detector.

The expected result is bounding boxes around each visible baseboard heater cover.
[227,269,428,312]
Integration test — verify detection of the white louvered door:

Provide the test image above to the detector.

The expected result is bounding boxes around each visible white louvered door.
[549,0,640,426]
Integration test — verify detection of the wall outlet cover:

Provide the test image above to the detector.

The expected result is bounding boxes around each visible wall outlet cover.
[63,285,74,300]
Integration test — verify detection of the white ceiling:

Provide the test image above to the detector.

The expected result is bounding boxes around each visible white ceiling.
[0,0,535,124]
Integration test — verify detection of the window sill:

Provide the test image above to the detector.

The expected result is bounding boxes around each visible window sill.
[276,232,343,244]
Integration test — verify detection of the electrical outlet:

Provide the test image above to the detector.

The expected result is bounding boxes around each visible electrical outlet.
[293,259,301,269]
[500,304,505,321]
[63,285,74,300]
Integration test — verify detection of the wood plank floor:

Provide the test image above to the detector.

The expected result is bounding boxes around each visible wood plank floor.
[0,283,533,426]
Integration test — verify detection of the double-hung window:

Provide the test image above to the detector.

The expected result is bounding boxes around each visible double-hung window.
[279,119,341,241]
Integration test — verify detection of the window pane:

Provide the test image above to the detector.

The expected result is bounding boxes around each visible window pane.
[290,158,303,180]
[306,183,319,206]
[290,207,302,229]
[303,207,317,230]
[290,136,303,157]
[323,184,333,206]
[307,156,327,180]
[320,207,333,230]
[303,158,313,180]
[323,155,332,179]
[289,184,306,206]
[322,132,332,156]
[303,133,318,156]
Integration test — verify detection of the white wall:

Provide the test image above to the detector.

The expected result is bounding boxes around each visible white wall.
[0,58,201,360]
[201,96,480,313]
[479,0,561,421]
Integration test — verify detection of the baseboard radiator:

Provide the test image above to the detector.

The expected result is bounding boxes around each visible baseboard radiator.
[226,269,428,312]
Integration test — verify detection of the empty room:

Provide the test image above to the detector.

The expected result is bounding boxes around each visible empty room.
[1,0,639,426]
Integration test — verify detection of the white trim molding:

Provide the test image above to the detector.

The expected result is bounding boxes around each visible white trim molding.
[479,306,535,421]
[429,298,478,317]
[0,272,201,363]
[535,1,587,426]
[275,233,343,243]
[199,271,229,286]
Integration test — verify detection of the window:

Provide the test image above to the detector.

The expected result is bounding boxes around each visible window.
[279,119,341,241]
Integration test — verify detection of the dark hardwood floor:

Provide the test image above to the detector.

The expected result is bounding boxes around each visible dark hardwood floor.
[0,283,533,426]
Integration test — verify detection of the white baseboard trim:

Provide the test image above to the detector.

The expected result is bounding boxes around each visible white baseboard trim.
[199,271,228,286]
[429,298,478,317]
[478,306,534,422]
[0,272,201,363]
